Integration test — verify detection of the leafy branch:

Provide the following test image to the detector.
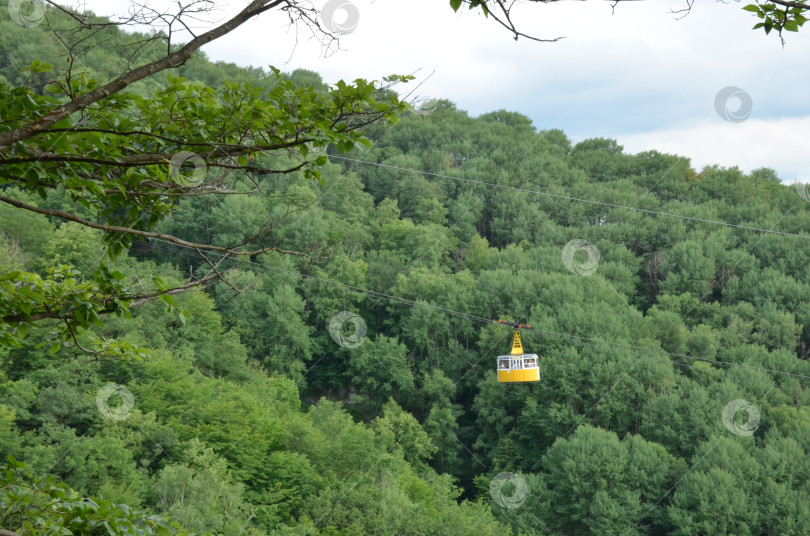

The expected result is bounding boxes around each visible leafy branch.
[0,0,413,349]
[0,456,206,535]
[744,1,809,42]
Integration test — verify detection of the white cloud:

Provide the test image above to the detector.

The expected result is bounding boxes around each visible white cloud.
[618,115,810,181]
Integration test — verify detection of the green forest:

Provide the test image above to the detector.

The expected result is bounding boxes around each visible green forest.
[2,1,810,535]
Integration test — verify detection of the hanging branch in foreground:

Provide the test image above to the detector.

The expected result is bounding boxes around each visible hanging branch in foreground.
[450,0,808,42]
[0,456,204,535]
[0,0,413,354]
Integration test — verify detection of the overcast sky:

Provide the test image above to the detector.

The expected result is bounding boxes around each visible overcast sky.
[82,0,810,182]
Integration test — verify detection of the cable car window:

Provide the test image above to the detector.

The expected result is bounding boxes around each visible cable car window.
[524,358,536,367]
[499,359,510,369]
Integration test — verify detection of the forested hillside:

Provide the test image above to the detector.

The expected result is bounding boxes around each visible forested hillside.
[2,2,810,535]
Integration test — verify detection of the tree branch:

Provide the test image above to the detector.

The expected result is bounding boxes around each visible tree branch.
[2,138,314,167]
[0,0,288,148]
[1,267,220,324]
[0,194,317,259]
[769,0,810,9]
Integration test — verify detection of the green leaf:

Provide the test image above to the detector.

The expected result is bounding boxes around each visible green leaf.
[450,0,462,12]
[15,323,29,339]
[152,276,168,292]
[29,61,54,74]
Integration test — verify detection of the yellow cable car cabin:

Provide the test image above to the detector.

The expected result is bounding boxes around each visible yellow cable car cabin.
[497,328,540,383]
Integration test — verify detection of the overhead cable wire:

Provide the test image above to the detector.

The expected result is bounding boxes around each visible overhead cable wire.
[148,238,810,381]
[328,155,810,241]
